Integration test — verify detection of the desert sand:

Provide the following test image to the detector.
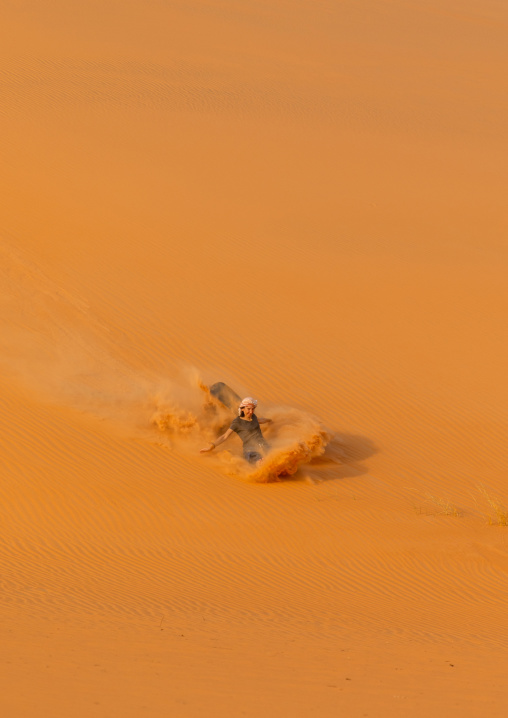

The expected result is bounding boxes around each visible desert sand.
[1,1,508,715]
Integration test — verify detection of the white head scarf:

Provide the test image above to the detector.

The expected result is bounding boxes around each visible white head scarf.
[239,397,257,415]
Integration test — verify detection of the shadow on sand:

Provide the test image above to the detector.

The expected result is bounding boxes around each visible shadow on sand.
[292,431,378,483]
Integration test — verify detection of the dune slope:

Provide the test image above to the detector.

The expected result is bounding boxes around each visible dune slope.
[1,1,508,716]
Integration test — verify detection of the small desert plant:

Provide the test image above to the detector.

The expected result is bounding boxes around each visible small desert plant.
[407,489,461,517]
[423,494,461,516]
[476,485,508,526]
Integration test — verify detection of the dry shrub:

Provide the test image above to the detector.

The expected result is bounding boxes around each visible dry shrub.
[476,485,508,526]
[423,494,461,516]
[408,489,461,517]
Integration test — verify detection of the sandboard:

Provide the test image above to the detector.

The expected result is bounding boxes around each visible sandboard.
[209,382,242,411]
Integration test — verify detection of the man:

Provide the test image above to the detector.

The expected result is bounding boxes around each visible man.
[200,397,272,463]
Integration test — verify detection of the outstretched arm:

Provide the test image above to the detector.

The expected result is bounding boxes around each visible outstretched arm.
[258,417,273,425]
[200,427,234,453]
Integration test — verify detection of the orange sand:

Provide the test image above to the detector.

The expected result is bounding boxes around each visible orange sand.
[1,1,508,715]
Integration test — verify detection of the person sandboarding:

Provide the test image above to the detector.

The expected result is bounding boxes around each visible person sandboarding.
[200,397,272,465]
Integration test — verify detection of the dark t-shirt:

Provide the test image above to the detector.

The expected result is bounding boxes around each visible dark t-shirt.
[230,415,268,452]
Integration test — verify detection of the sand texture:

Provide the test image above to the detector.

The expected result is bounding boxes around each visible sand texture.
[1,1,508,715]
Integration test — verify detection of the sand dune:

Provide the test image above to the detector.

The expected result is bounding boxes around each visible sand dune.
[2,0,508,716]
